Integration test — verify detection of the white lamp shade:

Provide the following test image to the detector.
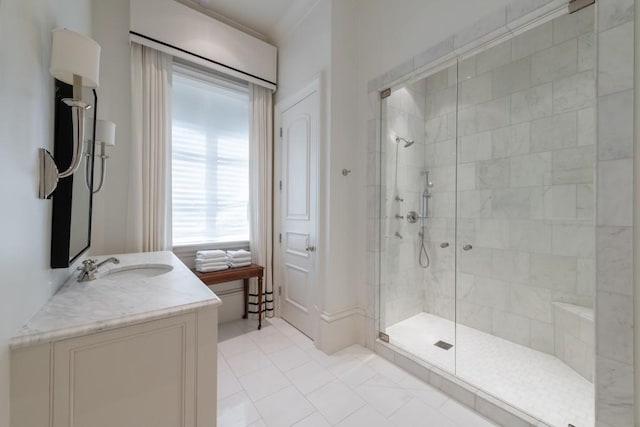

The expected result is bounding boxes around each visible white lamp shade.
[94,120,116,147]
[50,28,101,88]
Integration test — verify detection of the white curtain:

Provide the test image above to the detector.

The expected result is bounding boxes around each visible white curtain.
[249,84,274,320]
[126,42,173,252]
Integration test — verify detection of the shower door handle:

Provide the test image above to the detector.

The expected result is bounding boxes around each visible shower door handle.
[463,244,473,251]
[306,245,316,252]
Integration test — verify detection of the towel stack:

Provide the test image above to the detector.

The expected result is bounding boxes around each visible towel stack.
[195,250,229,273]
[226,249,252,268]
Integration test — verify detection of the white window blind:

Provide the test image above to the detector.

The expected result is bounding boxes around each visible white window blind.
[172,66,250,246]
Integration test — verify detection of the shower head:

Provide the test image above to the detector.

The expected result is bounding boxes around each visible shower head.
[395,136,415,148]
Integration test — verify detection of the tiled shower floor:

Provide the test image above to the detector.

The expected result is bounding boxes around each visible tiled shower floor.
[386,313,594,427]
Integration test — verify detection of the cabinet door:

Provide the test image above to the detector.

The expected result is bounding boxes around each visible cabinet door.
[52,313,196,427]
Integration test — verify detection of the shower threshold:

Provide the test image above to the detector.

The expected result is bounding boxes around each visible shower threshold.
[385,313,594,427]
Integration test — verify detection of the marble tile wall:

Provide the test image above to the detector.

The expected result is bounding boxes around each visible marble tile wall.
[419,7,596,357]
[553,302,594,382]
[380,82,429,328]
[421,64,458,323]
[594,0,635,424]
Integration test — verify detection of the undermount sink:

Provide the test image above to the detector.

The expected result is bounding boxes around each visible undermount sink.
[103,264,174,280]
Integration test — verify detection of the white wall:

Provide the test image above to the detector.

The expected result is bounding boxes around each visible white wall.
[326,0,361,317]
[273,0,331,105]
[90,0,131,255]
[0,0,92,423]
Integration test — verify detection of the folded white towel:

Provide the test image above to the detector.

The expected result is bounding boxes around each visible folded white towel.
[196,259,227,266]
[196,265,229,273]
[196,249,227,259]
[196,256,227,264]
[196,262,229,267]
[227,249,251,258]
[229,261,251,268]
[196,255,227,260]
[227,256,251,263]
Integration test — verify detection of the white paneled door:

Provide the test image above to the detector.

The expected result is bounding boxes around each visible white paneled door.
[277,85,318,339]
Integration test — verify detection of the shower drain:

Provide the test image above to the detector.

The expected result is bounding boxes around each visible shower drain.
[434,340,453,350]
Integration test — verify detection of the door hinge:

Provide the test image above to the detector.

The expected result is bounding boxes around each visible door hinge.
[279,127,283,138]
[278,286,282,296]
[380,88,391,99]
[279,180,282,191]
[279,233,282,243]
[379,332,390,343]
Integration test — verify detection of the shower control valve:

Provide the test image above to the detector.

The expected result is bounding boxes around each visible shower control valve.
[440,242,449,248]
[406,211,418,223]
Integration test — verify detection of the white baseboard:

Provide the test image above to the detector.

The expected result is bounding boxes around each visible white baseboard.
[316,307,366,354]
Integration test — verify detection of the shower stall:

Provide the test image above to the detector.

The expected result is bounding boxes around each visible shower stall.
[378,6,595,427]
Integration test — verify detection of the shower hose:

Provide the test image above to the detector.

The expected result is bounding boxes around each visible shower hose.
[419,229,430,268]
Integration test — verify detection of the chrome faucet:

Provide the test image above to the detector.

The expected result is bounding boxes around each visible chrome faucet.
[77,257,120,282]
[97,257,120,268]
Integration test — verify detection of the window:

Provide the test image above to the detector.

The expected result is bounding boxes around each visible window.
[171,66,250,246]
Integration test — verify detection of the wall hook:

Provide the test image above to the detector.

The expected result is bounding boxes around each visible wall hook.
[342,168,352,176]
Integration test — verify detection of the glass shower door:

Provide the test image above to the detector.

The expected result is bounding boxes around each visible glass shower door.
[379,61,458,374]
[454,8,596,426]
[377,7,596,426]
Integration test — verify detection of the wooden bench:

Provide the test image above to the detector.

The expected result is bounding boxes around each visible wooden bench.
[194,264,265,329]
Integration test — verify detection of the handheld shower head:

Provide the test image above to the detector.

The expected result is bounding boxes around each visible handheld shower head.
[395,136,415,148]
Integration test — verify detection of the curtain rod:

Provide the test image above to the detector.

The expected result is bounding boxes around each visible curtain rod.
[129,31,277,90]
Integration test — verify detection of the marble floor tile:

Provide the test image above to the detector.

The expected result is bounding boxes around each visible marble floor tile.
[268,345,313,372]
[335,405,393,427]
[254,386,315,427]
[306,381,367,424]
[217,318,499,427]
[388,399,458,427]
[218,368,244,400]
[218,391,262,427]
[286,361,337,395]
[238,365,292,401]
[292,413,331,427]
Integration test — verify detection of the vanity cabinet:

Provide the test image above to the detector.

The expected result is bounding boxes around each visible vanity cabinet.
[11,306,217,427]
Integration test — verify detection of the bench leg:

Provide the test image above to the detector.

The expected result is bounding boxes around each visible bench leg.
[243,278,248,319]
[258,276,263,330]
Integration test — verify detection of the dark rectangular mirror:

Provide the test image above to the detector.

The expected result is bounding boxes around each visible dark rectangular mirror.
[51,79,96,268]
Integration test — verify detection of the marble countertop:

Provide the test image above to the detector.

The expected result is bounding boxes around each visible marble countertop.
[11,251,221,349]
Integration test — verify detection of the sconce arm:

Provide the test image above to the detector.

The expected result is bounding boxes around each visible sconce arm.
[58,99,91,179]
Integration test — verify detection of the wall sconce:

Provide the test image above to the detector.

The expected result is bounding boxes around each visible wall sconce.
[85,119,116,193]
[39,28,101,199]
